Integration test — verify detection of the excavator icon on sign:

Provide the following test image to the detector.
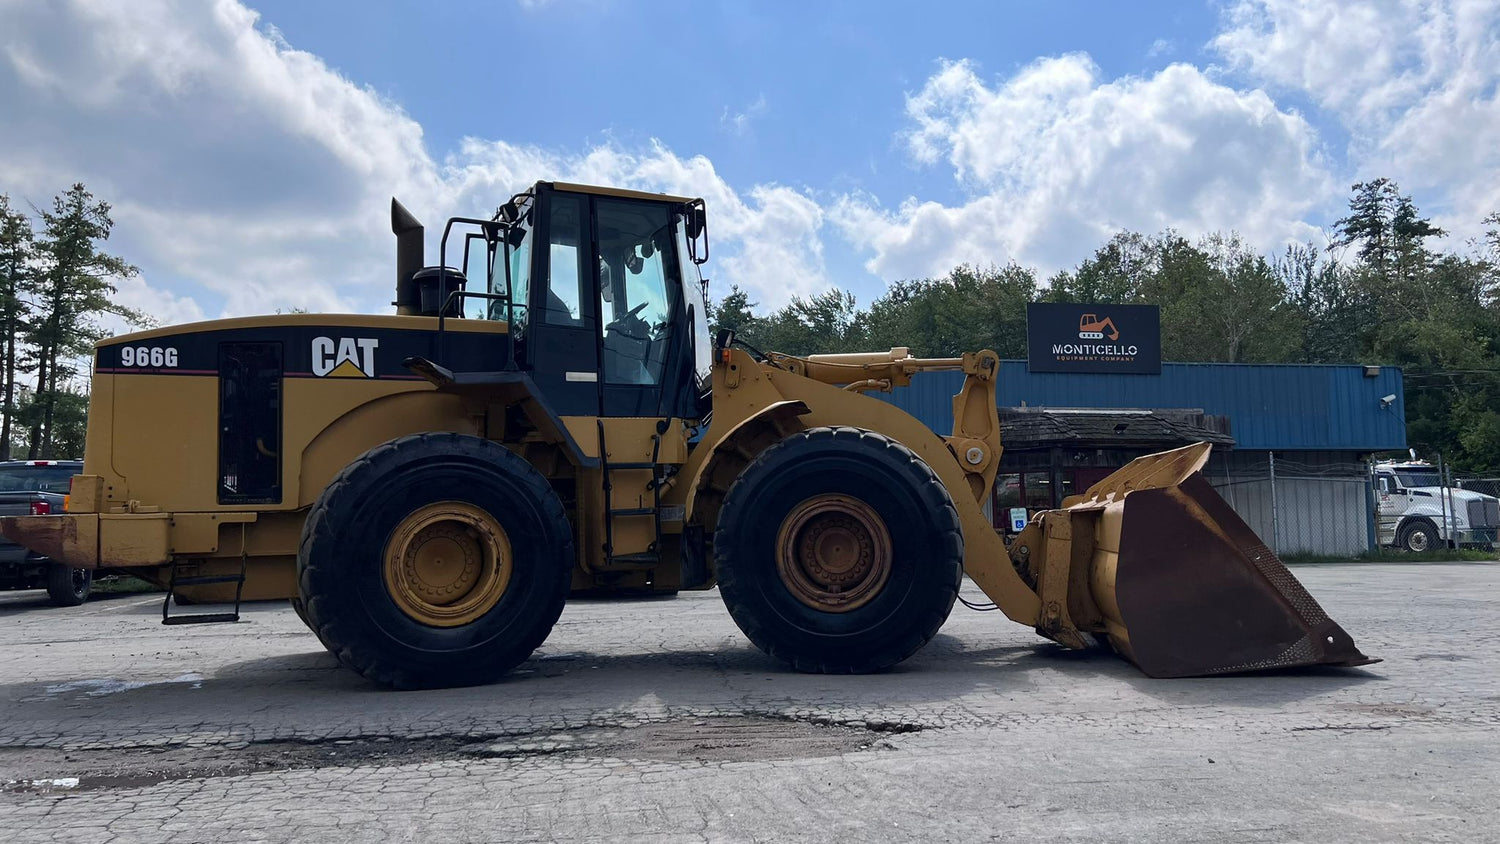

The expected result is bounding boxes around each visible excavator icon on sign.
[1078,313,1120,341]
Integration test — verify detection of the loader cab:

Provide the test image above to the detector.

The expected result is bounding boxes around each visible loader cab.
[440,182,712,420]
[408,185,711,422]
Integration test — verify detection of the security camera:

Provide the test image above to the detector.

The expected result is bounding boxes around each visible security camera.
[1380,394,1396,408]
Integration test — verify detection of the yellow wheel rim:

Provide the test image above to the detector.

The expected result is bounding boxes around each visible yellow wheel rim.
[775,494,892,613]
[382,501,512,627]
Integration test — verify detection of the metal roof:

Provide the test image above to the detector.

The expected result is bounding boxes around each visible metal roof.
[877,361,1406,452]
[999,408,1235,449]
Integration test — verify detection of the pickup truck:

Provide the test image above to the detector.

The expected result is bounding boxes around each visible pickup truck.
[0,459,90,605]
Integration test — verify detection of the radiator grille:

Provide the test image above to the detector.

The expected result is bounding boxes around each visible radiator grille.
[1466,499,1499,528]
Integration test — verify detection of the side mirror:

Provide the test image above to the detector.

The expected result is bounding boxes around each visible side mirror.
[684,200,709,266]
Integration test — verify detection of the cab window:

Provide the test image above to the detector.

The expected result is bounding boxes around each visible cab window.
[544,195,589,325]
[0,466,76,492]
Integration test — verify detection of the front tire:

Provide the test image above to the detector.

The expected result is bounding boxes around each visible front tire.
[299,433,573,689]
[1399,519,1439,553]
[714,426,963,673]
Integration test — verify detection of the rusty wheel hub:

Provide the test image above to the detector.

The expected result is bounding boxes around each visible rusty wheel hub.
[776,494,892,613]
[382,501,512,627]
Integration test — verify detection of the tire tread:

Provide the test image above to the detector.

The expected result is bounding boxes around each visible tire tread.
[299,432,571,689]
[715,426,962,674]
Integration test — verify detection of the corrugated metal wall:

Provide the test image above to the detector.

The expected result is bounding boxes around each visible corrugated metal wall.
[874,361,1397,557]
[1208,451,1373,557]
[879,362,1407,451]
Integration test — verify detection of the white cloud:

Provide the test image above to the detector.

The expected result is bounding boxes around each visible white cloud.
[835,56,1334,280]
[6,0,1490,334]
[720,94,769,137]
[1214,0,1500,237]
[440,138,828,301]
[0,0,826,327]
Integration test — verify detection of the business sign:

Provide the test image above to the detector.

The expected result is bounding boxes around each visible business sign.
[1026,303,1161,374]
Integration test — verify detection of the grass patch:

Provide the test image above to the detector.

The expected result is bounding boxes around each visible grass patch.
[1283,548,1499,565]
[92,574,164,594]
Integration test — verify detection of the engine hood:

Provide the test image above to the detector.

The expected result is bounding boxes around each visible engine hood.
[1405,486,1498,504]
[95,313,507,381]
[98,313,467,346]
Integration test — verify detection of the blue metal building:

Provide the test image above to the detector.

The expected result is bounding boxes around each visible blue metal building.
[881,361,1408,556]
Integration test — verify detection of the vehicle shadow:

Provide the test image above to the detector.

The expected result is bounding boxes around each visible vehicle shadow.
[0,614,1384,752]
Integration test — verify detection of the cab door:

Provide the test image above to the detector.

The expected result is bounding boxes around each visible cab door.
[1375,472,1403,544]
[525,189,601,417]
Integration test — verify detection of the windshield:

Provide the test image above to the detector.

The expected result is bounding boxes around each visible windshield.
[1394,470,1441,488]
[0,465,76,493]
[597,198,675,385]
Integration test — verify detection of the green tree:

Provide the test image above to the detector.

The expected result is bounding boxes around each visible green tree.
[0,195,34,460]
[1332,179,1446,325]
[709,284,760,336]
[24,184,143,458]
[1480,211,1500,309]
[1165,232,1302,363]
[1332,179,1443,271]
[864,263,1036,357]
[751,289,865,356]
[1326,180,1500,471]
[1277,243,1370,363]
[1042,231,1154,304]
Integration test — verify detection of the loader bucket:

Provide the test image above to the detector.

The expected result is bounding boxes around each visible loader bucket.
[1061,444,1377,678]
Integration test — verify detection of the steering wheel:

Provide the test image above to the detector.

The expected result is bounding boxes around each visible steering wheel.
[622,301,648,319]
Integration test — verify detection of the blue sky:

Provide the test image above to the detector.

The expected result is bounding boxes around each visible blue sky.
[1,0,1496,325]
[248,1,1216,196]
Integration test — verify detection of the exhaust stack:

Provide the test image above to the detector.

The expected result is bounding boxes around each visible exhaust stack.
[392,198,424,316]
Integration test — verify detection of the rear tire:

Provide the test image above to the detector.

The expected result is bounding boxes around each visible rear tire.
[299,433,573,689]
[45,563,91,607]
[714,426,963,673]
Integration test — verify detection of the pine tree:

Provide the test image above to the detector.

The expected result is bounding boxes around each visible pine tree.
[24,184,142,458]
[0,195,34,460]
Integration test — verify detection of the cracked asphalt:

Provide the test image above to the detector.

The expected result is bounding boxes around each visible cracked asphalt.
[1,562,1496,843]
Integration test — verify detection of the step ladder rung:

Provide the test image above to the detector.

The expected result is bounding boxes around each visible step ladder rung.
[162,554,247,626]
[607,552,662,568]
[163,612,240,625]
[598,418,670,571]
[168,575,245,586]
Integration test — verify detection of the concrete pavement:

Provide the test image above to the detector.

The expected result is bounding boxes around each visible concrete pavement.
[1,563,1496,842]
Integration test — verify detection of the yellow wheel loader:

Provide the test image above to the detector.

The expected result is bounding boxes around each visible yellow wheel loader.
[0,182,1374,688]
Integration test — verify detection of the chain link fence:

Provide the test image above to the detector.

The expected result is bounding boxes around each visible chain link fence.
[1456,476,1500,498]
[1208,453,1375,557]
[1371,461,1500,551]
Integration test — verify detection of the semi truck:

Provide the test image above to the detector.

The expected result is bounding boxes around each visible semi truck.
[1374,460,1500,551]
